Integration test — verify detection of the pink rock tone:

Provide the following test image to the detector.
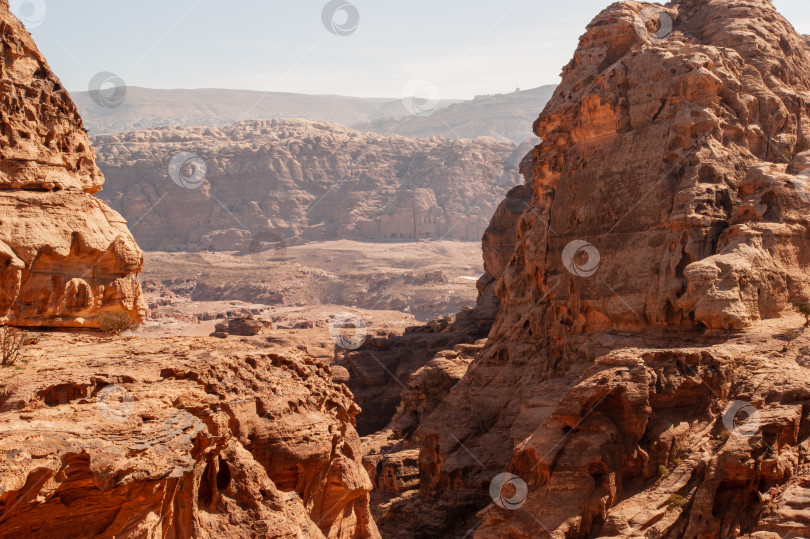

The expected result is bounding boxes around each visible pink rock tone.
[0,0,145,328]
[91,120,523,250]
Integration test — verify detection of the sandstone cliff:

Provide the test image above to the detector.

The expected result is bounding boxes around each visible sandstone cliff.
[370,1,810,537]
[91,120,522,251]
[0,0,145,327]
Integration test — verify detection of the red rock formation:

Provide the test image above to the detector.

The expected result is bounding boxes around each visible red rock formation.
[0,0,145,328]
[0,334,379,538]
[91,121,522,250]
[371,0,810,536]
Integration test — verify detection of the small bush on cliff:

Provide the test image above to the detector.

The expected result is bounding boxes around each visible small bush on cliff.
[427,316,453,333]
[666,494,687,510]
[782,328,802,352]
[0,326,27,367]
[658,465,670,478]
[97,312,139,336]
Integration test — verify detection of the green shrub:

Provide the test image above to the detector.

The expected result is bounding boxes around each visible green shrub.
[658,465,670,478]
[666,494,687,509]
[428,316,453,333]
[97,312,139,335]
[782,328,803,352]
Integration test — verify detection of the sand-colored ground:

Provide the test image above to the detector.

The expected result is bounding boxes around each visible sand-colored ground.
[140,240,485,326]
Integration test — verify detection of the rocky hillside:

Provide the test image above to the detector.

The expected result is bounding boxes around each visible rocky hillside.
[92,120,524,251]
[363,0,810,536]
[0,0,144,328]
[0,334,379,538]
[356,85,556,144]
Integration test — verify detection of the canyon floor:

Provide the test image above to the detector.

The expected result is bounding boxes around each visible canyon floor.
[137,240,484,337]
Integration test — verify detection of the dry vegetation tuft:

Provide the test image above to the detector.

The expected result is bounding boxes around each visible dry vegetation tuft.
[97,312,140,336]
[0,325,27,367]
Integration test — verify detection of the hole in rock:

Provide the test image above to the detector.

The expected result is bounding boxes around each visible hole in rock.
[216,457,231,491]
[39,382,89,407]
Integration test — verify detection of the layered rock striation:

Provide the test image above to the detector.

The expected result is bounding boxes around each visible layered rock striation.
[370,0,810,537]
[91,120,523,250]
[0,0,145,327]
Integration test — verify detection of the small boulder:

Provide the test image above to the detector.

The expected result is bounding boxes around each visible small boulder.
[227,317,265,336]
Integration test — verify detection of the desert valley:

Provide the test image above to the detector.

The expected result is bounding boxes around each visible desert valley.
[2,0,810,537]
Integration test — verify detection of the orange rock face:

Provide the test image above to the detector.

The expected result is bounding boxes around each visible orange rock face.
[371,0,810,537]
[0,0,145,328]
[0,334,379,538]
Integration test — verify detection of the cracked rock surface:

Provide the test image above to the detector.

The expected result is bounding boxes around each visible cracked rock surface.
[0,333,379,538]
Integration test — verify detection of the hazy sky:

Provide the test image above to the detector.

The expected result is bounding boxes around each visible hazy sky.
[19,0,810,100]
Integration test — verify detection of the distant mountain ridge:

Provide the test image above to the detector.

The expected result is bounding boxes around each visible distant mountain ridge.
[73,85,557,142]
[355,85,557,143]
[71,87,461,135]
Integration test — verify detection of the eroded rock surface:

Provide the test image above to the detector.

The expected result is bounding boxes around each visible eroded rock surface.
[0,334,379,538]
[91,120,522,250]
[0,0,145,328]
[371,1,810,537]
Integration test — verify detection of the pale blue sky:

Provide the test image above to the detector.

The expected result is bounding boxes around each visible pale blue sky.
[19,0,810,100]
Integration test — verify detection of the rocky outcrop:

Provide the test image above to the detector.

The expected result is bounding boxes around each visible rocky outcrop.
[0,333,379,538]
[0,0,145,328]
[211,317,268,338]
[371,0,810,537]
[91,120,522,250]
